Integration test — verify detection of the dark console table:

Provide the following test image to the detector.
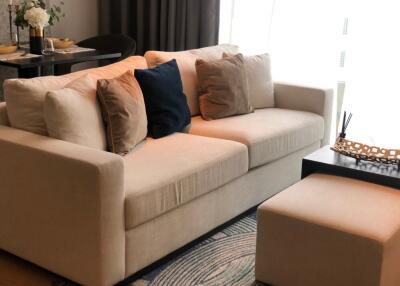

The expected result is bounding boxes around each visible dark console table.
[0,50,121,78]
[302,146,400,189]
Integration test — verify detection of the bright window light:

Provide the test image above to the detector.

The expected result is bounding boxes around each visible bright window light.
[220,0,400,147]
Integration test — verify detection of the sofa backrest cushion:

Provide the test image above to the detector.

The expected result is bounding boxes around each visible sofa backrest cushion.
[0,102,10,127]
[144,44,239,116]
[64,56,148,81]
[4,56,148,136]
[44,74,107,150]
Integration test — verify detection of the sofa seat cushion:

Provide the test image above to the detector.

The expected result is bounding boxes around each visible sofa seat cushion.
[190,108,324,169]
[124,133,248,230]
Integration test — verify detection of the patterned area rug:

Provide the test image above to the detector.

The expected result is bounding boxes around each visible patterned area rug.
[0,212,265,286]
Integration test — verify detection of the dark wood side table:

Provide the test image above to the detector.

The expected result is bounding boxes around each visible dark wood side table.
[0,50,121,78]
[302,145,400,189]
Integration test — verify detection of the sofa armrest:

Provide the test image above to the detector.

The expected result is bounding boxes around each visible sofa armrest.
[0,126,125,286]
[274,82,334,146]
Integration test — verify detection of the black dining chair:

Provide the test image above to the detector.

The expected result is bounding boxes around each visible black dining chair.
[54,34,136,75]
[77,34,137,66]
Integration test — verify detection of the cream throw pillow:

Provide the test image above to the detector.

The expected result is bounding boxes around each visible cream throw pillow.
[4,76,70,135]
[44,75,107,150]
[224,53,274,109]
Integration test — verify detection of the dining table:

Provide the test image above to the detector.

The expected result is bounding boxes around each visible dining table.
[0,46,121,78]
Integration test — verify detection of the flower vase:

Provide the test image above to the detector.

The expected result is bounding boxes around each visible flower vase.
[29,27,44,55]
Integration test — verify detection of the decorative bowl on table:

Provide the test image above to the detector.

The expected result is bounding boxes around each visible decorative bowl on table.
[0,44,18,54]
[53,38,75,49]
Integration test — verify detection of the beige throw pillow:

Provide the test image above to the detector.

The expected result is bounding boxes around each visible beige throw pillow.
[224,53,274,109]
[44,74,107,150]
[4,76,71,135]
[195,53,253,120]
[97,70,147,155]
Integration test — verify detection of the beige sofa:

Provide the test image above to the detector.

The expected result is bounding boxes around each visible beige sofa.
[0,45,333,286]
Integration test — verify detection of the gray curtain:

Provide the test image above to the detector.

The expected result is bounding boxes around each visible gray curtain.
[99,0,220,55]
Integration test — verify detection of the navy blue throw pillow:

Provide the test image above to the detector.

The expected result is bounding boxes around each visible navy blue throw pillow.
[134,59,191,139]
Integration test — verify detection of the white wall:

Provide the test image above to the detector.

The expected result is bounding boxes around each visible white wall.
[50,0,99,42]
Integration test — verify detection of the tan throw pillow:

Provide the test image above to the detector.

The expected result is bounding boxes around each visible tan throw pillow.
[43,74,107,150]
[4,76,71,135]
[97,70,147,155]
[224,53,274,109]
[195,53,253,120]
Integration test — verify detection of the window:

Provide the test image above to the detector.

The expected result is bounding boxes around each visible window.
[220,0,400,147]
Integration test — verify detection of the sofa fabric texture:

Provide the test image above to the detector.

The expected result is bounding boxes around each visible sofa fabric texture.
[125,143,320,276]
[44,74,107,150]
[64,56,148,81]
[274,82,334,146]
[0,102,10,126]
[224,53,274,109]
[134,59,191,139]
[190,108,324,169]
[144,44,240,115]
[256,173,400,286]
[196,54,254,120]
[0,126,126,286]
[97,70,148,155]
[124,133,248,229]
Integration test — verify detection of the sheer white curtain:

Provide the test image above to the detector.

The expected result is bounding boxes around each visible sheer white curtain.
[220,0,343,85]
[220,0,400,147]
[219,0,275,55]
[343,1,400,147]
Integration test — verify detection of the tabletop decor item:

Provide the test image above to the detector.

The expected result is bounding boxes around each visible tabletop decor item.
[0,44,18,54]
[331,111,400,168]
[7,2,20,47]
[14,0,64,55]
[8,2,13,41]
[52,38,74,49]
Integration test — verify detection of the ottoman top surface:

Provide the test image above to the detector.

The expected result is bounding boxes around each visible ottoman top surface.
[260,173,400,242]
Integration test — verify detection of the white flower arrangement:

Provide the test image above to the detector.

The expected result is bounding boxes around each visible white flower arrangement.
[24,7,50,29]
[15,0,64,29]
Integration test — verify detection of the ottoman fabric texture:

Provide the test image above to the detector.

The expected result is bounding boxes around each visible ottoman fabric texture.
[256,173,400,286]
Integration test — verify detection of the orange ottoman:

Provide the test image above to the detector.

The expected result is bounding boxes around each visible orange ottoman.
[256,173,400,286]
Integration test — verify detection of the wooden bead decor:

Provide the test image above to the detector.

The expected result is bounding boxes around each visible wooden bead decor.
[331,137,400,168]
